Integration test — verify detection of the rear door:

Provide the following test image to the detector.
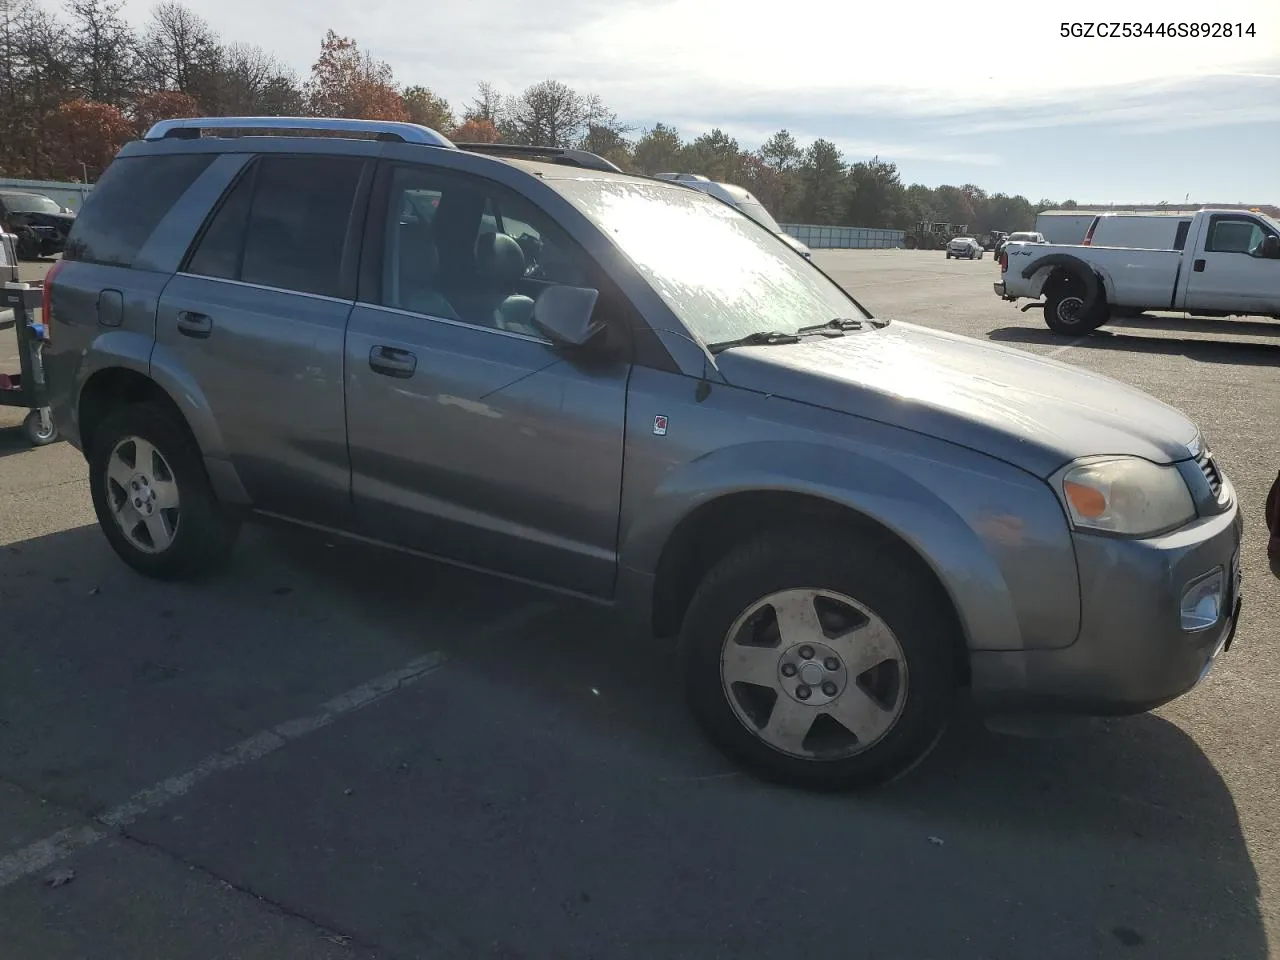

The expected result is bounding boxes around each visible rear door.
[155,153,371,522]
[1182,213,1280,315]
[343,161,632,597]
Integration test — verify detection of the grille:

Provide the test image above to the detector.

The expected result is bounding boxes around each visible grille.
[1195,449,1223,498]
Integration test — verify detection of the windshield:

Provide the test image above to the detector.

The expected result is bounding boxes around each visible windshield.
[3,193,61,214]
[735,198,783,234]
[1010,232,1037,241]
[558,179,869,345]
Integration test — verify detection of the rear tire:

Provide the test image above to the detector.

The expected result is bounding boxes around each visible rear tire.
[1044,281,1108,336]
[679,528,958,792]
[88,401,239,580]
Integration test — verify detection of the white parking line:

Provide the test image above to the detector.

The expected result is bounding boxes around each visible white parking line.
[1046,336,1089,358]
[0,600,553,888]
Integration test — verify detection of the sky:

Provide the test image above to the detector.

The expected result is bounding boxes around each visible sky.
[107,0,1280,204]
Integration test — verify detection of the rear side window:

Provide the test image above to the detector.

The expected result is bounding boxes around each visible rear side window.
[64,154,214,267]
[1173,220,1191,250]
[184,155,365,298]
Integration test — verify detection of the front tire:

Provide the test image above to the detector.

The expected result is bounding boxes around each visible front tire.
[88,401,239,580]
[680,528,958,791]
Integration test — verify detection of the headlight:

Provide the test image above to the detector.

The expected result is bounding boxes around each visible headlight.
[1054,456,1196,537]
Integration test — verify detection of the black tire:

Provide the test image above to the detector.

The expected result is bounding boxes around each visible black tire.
[88,401,239,580]
[1044,279,1108,336]
[21,409,57,446]
[679,528,958,791]
[15,232,39,261]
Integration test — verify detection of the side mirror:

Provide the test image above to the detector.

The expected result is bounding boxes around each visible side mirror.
[1261,235,1280,259]
[531,285,603,348]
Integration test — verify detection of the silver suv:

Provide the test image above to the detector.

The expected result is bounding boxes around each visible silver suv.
[45,117,1244,791]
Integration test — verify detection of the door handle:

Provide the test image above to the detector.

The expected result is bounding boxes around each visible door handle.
[176,311,212,338]
[369,345,417,378]
[1193,259,1206,272]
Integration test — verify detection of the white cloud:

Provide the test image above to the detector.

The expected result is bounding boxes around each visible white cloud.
[106,0,1279,116]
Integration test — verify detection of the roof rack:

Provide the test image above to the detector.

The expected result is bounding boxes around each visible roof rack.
[143,117,455,147]
[452,142,623,174]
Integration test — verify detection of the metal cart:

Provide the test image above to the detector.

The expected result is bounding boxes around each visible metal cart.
[0,231,58,447]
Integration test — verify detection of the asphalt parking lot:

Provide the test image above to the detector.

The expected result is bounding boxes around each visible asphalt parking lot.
[1,250,1277,959]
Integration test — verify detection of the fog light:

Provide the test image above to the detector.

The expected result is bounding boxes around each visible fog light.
[1181,568,1224,631]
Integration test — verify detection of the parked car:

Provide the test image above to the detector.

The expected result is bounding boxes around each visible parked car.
[945,236,983,260]
[653,173,812,259]
[46,116,1244,792]
[1082,213,1193,250]
[0,191,76,259]
[996,208,1280,335]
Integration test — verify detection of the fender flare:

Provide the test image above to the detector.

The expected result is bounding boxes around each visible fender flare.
[619,440,1029,652]
[1020,253,1107,309]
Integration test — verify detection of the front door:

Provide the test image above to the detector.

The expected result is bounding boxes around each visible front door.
[343,163,631,597]
[1183,213,1280,316]
[155,153,369,522]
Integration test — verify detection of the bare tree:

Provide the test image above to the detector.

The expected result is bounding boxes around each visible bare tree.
[214,42,300,115]
[65,0,138,108]
[463,80,505,126]
[505,79,609,148]
[139,1,219,97]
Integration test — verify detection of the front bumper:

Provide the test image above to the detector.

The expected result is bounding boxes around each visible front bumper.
[970,498,1243,714]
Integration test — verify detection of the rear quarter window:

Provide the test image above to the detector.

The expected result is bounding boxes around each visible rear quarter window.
[64,153,215,268]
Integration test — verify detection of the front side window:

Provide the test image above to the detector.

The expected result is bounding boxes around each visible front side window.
[377,166,596,336]
[557,179,867,346]
[1206,218,1270,255]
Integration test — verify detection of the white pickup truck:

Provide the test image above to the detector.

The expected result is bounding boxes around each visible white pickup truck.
[994,208,1280,335]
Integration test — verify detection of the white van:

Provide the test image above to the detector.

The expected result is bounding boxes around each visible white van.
[654,173,812,258]
[1082,213,1194,250]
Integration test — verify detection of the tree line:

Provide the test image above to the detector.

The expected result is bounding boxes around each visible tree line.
[0,0,1071,232]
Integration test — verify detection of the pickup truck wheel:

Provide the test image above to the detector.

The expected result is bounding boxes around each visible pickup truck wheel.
[88,402,239,581]
[1044,287,1107,336]
[680,529,956,791]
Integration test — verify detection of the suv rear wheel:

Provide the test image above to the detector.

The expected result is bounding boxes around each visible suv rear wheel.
[88,402,239,580]
[680,528,957,791]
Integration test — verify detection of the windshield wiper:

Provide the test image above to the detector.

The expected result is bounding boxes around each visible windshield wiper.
[796,317,867,335]
[706,330,802,354]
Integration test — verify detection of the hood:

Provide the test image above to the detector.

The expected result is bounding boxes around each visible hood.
[10,211,76,232]
[712,320,1199,477]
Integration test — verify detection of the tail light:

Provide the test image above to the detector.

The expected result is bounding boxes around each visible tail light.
[999,251,1008,271]
[41,258,66,336]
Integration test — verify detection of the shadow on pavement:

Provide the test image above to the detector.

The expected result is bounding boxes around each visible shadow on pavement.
[989,325,1280,367]
[0,520,1266,959]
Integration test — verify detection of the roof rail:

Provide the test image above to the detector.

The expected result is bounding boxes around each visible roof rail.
[143,116,455,147]
[653,172,710,182]
[452,142,623,174]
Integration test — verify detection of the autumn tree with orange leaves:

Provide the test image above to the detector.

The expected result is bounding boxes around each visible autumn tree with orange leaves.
[132,89,201,136]
[305,30,406,122]
[43,99,135,181]
[451,118,501,143]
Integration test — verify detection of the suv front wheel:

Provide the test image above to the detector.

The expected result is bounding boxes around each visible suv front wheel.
[680,528,956,791]
[88,402,239,580]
